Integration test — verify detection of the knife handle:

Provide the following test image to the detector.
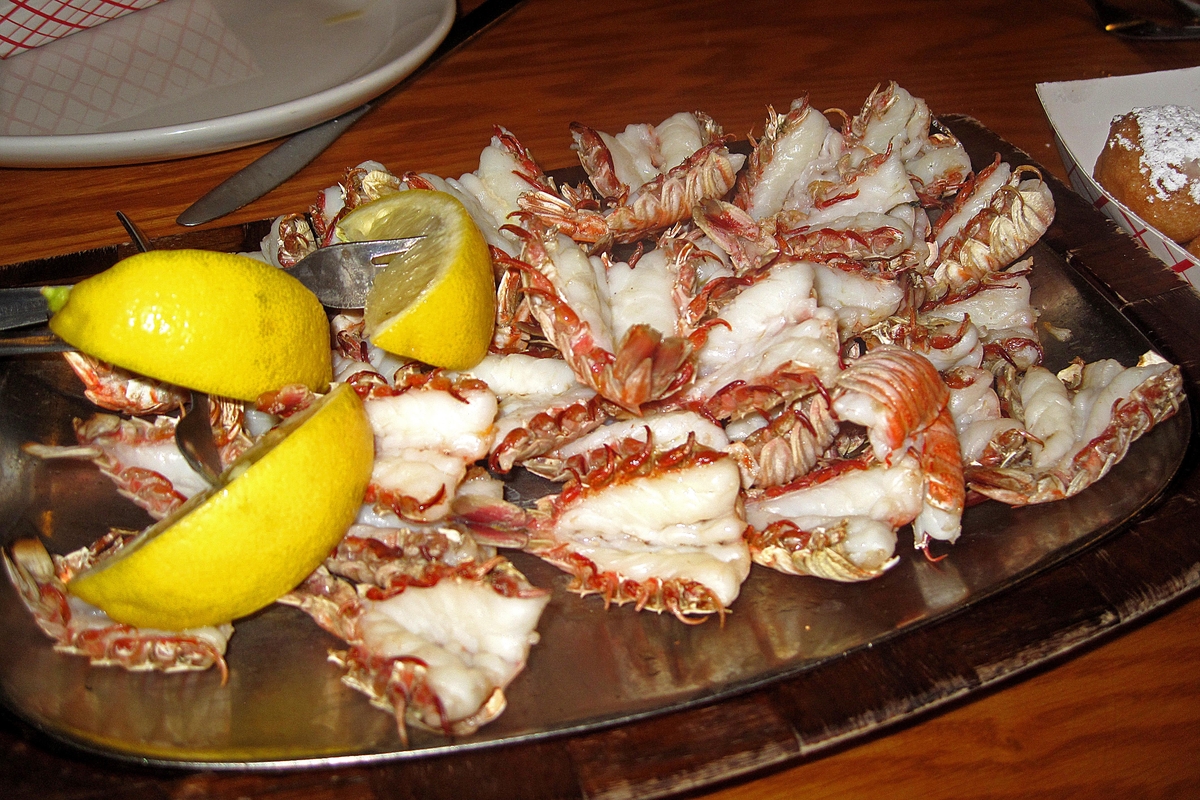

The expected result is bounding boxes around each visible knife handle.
[0,330,73,356]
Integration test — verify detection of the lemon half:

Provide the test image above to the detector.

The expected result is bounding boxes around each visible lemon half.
[49,250,332,402]
[336,190,494,370]
[67,384,373,630]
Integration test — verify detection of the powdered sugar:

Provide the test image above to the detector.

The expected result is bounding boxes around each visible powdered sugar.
[1123,105,1200,203]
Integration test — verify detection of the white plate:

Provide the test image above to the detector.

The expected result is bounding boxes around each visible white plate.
[0,0,455,167]
[1036,67,1200,286]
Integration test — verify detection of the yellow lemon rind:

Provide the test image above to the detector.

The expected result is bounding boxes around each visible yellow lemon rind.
[67,384,373,630]
[336,190,495,371]
[368,233,494,370]
[49,250,333,402]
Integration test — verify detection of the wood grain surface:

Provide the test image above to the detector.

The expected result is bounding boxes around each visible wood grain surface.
[3,0,1200,797]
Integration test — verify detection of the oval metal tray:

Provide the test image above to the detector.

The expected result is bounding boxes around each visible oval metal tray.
[0,117,1193,779]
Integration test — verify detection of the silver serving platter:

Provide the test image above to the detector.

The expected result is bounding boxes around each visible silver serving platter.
[0,191,1190,770]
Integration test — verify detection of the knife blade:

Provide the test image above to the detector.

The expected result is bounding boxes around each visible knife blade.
[176,105,374,227]
[177,0,526,228]
[0,287,53,332]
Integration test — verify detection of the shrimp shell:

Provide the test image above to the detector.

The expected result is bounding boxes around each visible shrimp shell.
[3,537,231,681]
[966,357,1183,505]
[518,140,743,246]
[745,518,897,582]
[832,345,950,464]
[929,161,1055,300]
[61,351,188,416]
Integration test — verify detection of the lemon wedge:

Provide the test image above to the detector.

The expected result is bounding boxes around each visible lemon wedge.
[48,249,332,402]
[336,190,494,370]
[67,384,373,630]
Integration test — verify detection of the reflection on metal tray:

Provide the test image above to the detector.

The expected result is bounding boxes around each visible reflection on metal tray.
[0,128,1189,768]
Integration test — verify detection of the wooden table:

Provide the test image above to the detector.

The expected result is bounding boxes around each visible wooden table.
[3,0,1200,797]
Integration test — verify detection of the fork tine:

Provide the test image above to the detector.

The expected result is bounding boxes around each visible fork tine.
[116,211,153,254]
[357,238,423,264]
[287,237,424,308]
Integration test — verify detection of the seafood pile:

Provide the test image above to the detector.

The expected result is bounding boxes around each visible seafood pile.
[3,83,1185,741]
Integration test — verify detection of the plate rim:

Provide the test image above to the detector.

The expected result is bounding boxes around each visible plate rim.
[0,0,456,168]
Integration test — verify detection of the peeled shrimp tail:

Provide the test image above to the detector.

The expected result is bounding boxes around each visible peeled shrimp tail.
[967,355,1183,505]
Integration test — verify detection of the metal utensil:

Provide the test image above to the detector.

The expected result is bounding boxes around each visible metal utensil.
[175,105,374,227]
[0,210,156,343]
[176,0,526,227]
[0,288,54,333]
[285,237,423,307]
[175,391,224,486]
[1089,0,1200,39]
[116,209,153,252]
[0,236,423,341]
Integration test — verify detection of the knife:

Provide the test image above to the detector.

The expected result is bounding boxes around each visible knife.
[175,104,374,226]
[177,0,526,227]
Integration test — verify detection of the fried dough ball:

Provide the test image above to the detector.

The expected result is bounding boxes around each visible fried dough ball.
[1188,236,1200,259]
[1093,105,1200,244]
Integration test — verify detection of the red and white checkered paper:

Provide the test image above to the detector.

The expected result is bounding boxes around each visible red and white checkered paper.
[0,0,165,59]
